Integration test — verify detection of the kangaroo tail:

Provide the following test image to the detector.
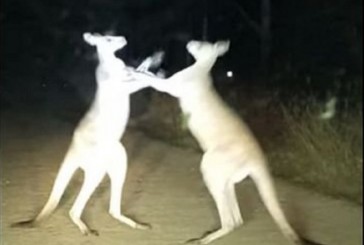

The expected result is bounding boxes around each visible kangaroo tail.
[11,156,79,227]
[301,237,326,245]
[250,165,301,244]
[251,165,326,245]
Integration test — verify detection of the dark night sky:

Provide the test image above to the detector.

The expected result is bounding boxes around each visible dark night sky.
[0,0,362,94]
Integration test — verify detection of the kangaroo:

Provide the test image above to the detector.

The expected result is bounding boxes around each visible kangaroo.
[134,40,323,245]
[11,33,160,235]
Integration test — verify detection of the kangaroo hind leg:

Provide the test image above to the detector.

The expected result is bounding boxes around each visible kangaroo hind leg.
[69,165,105,236]
[225,181,243,227]
[189,180,234,245]
[107,143,150,230]
[188,154,240,244]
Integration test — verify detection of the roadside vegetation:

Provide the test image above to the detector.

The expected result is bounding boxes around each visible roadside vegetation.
[134,77,363,204]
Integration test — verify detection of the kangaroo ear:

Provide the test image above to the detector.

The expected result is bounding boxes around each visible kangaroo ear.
[83,32,97,46]
[215,40,230,56]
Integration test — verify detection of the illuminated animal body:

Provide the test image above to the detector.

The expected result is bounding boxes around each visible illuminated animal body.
[12,33,156,235]
[137,40,322,245]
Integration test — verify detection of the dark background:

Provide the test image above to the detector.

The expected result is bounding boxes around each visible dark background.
[0,0,362,118]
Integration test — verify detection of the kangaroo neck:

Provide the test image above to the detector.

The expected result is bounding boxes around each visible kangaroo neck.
[192,58,216,73]
[96,48,118,65]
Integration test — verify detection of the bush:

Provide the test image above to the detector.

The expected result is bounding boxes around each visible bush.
[271,96,363,203]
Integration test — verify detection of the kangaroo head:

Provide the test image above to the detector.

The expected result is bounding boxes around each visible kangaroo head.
[83,32,127,53]
[148,40,231,98]
[176,40,230,95]
[187,40,230,64]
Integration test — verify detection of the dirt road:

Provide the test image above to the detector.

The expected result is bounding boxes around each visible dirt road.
[1,109,362,245]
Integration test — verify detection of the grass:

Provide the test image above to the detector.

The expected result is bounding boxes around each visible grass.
[270,96,363,204]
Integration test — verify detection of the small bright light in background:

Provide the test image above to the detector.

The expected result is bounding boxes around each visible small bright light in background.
[226,71,233,78]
